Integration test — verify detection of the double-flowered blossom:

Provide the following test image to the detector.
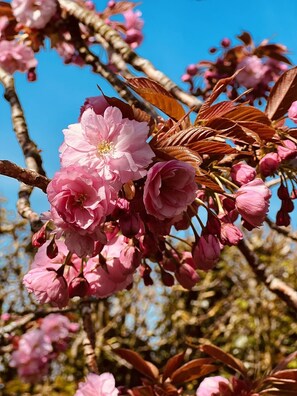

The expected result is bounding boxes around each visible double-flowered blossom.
[47,165,116,257]
[0,40,37,74]
[143,160,197,220]
[123,9,144,49]
[230,161,256,186]
[60,107,154,189]
[235,179,271,228]
[235,56,268,88]
[11,0,57,29]
[196,376,230,396]
[75,373,119,396]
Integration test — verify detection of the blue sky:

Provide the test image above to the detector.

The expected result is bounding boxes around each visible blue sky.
[1,0,297,222]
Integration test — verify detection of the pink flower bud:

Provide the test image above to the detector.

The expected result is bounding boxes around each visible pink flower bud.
[161,268,175,287]
[186,64,198,76]
[288,100,297,124]
[231,161,256,186]
[221,38,231,48]
[175,263,199,289]
[259,152,280,177]
[220,222,243,246]
[281,198,294,213]
[235,179,271,228]
[108,1,116,8]
[192,235,221,271]
[32,223,47,248]
[46,237,58,259]
[182,73,192,83]
[277,184,290,200]
[119,212,140,238]
[69,276,90,298]
[276,209,290,226]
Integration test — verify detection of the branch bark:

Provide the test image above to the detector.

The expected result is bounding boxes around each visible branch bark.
[0,67,46,231]
[0,160,49,193]
[237,239,297,313]
[81,303,99,373]
[58,0,202,110]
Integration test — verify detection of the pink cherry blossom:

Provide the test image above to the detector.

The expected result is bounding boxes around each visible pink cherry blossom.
[0,40,37,74]
[220,222,243,246]
[75,373,119,396]
[41,314,79,343]
[80,95,110,119]
[192,235,221,271]
[10,329,52,382]
[60,107,154,188]
[259,152,280,177]
[235,179,271,228]
[196,376,230,396]
[11,0,57,29]
[236,56,268,88]
[123,10,144,49]
[288,101,297,124]
[23,267,69,308]
[230,161,256,186]
[47,165,116,257]
[277,139,297,161]
[143,160,197,220]
[175,263,200,289]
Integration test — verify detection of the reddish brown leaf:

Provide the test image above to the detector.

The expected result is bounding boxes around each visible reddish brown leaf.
[127,78,185,121]
[159,146,202,171]
[115,349,159,380]
[237,31,253,46]
[128,386,155,396]
[101,1,139,19]
[224,106,271,125]
[237,122,276,141]
[270,370,297,380]
[187,141,236,155]
[158,126,216,148]
[170,359,217,385]
[196,71,242,122]
[195,174,224,193]
[162,352,185,382]
[272,352,297,373]
[200,344,247,376]
[0,1,13,18]
[197,101,236,121]
[265,66,297,121]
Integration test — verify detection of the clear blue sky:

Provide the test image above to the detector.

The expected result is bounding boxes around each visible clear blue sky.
[1,0,297,223]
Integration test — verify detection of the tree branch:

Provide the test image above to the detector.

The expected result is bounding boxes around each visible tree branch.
[237,239,297,313]
[0,160,49,193]
[265,217,297,243]
[58,0,202,110]
[81,303,99,374]
[0,67,46,231]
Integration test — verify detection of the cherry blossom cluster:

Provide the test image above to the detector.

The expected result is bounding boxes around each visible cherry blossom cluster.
[0,0,143,77]
[22,94,281,308]
[182,33,290,104]
[196,375,255,396]
[9,313,79,382]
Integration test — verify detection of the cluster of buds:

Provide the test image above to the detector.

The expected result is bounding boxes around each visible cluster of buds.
[182,32,290,104]
[9,314,79,382]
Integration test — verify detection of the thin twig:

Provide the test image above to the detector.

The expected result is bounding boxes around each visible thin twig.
[81,303,99,373]
[265,217,297,242]
[58,0,202,110]
[237,239,297,313]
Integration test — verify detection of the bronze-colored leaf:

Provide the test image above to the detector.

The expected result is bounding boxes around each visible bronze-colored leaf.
[101,1,139,19]
[197,101,236,121]
[115,349,159,380]
[265,66,297,121]
[200,344,247,377]
[237,122,276,141]
[127,78,185,121]
[187,141,237,155]
[128,386,155,396]
[162,352,185,382]
[272,352,297,373]
[224,106,271,125]
[237,31,253,46]
[159,146,202,171]
[196,70,242,122]
[270,369,297,381]
[195,174,224,193]
[158,126,216,148]
[170,359,217,385]
[0,1,13,19]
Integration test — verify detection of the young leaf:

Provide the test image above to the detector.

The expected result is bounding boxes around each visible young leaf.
[187,141,237,155]
[265,66,297,121]
[158,146,202,171]
[115,349,159,380]
[200,344,248,377]
[170,359,217,385]
[162,352,185,382]
[127,78,185,121]
[237,31,253,46]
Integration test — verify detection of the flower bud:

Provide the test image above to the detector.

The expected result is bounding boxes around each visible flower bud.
[259,152,280,177]
[69,276,90,298]
[288,100,297,124]
[231,161,256,186]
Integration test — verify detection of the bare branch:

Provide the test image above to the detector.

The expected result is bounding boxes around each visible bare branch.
[237,239,297,312]
[0,160,49,193]
[0,67,46,231]
[58,0,202,110]
[81,303,99,373]
[266,217,297,242]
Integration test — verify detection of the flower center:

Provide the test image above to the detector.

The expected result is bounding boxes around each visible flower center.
[97,140,114,156]
[74,193,87,206]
